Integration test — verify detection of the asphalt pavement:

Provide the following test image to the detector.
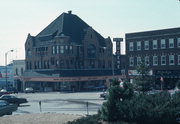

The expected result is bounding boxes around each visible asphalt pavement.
[12,92,105,115]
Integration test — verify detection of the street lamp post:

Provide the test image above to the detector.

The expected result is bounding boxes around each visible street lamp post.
[5,50,13,89]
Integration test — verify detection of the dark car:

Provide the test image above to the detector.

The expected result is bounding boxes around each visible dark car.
[100,90,108,100]
[0,100,17,116]
[7,88,18,94]
[0,95,28,106]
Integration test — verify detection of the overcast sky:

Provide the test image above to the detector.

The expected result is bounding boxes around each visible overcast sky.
[0,0,180,65]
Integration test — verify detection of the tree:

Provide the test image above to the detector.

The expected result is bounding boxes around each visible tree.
[134,63,154,93]
[176,80,180,89]
[100,79,134,122]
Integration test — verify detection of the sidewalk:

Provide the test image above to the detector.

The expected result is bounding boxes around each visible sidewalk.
[0,113,82,124]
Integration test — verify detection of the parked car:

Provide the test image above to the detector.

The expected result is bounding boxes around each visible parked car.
[0,95,28,106]
[0,89,10,96]
[25,87,35,93]
[6,88,18,94]
[100,90,108,100]
[0,100,17,116]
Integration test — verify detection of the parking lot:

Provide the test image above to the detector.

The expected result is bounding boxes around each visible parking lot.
[13,92,104,115]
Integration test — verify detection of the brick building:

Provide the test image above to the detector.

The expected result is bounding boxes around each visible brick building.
[23,11,122,91]
[126,27,180,89]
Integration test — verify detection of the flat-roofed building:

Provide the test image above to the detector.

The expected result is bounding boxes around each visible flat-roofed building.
[126,27,180,89]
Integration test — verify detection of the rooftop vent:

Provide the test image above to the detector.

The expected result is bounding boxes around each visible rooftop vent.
[68,11,72,14]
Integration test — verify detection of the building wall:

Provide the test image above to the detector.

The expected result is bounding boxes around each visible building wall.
[13,60,25,76]
[0,65,14,88]
[25,28,112,71]
[125,27,180,88]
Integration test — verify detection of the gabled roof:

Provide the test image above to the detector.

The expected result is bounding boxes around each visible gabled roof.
[35,12,106,45]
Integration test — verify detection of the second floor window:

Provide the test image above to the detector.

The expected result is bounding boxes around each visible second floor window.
[178,38,180,48]
[161,39,166,49]
[137,41,141,50]
[137,57,141,65]
[129,57,134,66]
[144,41,149,50]
[145,56,149,65]
[178,55,180,65]
[161,55,166,65]
[153,40,157,49]
[153,56,158,66]
[169,55,174,65]
[169,38,174,48]
[129,42,134,51]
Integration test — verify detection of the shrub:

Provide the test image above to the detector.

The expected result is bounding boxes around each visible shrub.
[66,114,101,124]
[100,79,134,122]
[100,79,180,124]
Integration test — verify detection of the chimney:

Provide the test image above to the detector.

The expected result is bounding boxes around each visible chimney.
[68,11,72,14]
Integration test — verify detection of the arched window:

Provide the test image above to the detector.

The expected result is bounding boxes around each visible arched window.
[87,44,96,58]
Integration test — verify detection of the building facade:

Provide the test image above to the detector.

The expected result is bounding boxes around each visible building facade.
[126,27,180,89]
[0,65,14,88]
[13,60,25,91]
[24,11,122,91]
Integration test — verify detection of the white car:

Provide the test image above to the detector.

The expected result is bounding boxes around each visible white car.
[25,87,34,93]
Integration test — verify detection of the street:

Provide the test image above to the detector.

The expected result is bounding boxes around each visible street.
[13,92,104,115]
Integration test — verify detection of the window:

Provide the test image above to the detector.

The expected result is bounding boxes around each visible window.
[70,45,73,50]
[60,45,64,54]
[178,38,180,48]
[145,56,149,65]
[169,55,174,65]
[161,39,166,49]
[137,57,141,65]
[153,56,158,66]
[15,68,18,75]
[144,41,149,50]
[129,57,134,66]
[178,55,180,65]
[169,38,174,48]
[52,46,55,54]
[65,45,68,50]
[87,44,96,58]
[161,55,166,65]
[153,40,157,49]
[56,46,59,54]
[60,60,64,68]
[129,42,134,51]
[137,41,141,50]
[56,60,59,66]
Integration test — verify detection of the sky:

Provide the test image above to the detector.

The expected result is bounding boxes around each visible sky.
[0,0,180,66]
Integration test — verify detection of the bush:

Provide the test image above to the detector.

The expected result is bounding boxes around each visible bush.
[66,114,101,124]
[100,79,180,124]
